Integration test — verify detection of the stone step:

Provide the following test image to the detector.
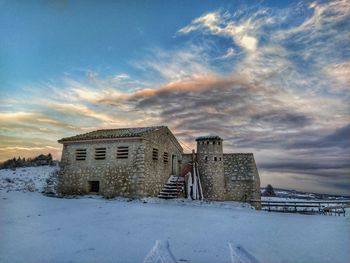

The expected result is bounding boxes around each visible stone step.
[161,188,180,192]
[158,195,178,199]
[158,193,178,198]
[164,183,181,186]
[159,192,179,196]
[160,190,179,195]
[158,176,185,200]
[166,182,184,186]
[162,188,183,193]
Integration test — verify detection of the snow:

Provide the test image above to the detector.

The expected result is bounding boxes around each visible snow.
[1,167,350,263]
[143,240,177,263]
[0,166,59,193]
[229,243,260,263]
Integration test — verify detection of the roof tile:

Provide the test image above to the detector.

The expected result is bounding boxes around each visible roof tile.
[58,126,166,143]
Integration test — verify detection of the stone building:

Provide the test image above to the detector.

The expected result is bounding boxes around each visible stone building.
[195,136,260,203]
[58,126,260,205]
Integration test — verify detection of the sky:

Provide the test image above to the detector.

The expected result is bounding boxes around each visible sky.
[0,0,349,195]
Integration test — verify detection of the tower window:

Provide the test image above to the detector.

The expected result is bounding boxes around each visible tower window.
[213,141,216,145]
[218,141,221,145]
[206,141,209,145]
[204,156,208,161]
[214,156,217,161]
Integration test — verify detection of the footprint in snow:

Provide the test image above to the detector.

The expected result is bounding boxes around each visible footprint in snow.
[229,243,260,263]
[143,240,177,263]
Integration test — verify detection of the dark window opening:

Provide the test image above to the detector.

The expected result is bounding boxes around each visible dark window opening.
[117,146,129,159]
[152,148,159,160]
[76,149,87,161]
[218,141,221,145]
[95,147,106,160]
[163,152,169,163]
[89,181,100,193]
[206,141,209,145]
[219,157,222,161]
[204,156,208,161]
[213,141,216,145]
[214,156,217,161]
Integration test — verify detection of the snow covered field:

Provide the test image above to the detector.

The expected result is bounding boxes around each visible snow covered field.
[1,167,350,263]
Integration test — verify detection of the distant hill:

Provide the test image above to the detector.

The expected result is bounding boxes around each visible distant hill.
[260,187,350,200]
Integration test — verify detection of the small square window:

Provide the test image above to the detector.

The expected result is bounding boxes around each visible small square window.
[88,181,99,193]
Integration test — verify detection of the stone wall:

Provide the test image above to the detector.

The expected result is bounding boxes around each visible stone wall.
[223,153,261,208]
[58,127,183,198]
[142,128,183,196]
[58,139,145,198]
[181,153,193,173]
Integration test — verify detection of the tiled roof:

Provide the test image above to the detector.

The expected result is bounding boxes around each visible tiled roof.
[58,126,166,143]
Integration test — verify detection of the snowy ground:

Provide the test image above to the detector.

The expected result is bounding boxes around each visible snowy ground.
[1,167,350,263]
[0,166,59,193]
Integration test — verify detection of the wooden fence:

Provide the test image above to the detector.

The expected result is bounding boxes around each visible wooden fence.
[250,200,350,216]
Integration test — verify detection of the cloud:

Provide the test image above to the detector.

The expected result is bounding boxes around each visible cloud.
[221,48,236,59]
[324,61,350,91]
[178,11,258,52]
[133,46,214,82]
[289,124,350,150]
[1,1,349,195]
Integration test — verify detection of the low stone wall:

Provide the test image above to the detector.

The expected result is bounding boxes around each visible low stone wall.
[223,153,261,208]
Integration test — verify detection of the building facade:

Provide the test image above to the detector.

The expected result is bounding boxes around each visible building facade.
[58,126,182,198]
[58,126,260,205]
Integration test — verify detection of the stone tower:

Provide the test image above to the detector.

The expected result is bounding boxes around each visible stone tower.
[196,136,225,200]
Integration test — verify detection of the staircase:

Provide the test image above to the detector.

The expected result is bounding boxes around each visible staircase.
[158,175,185,199]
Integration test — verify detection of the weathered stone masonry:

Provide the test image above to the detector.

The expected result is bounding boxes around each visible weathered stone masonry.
[58,126,261,206]
[58,126,182,198]
[193,136,261,204]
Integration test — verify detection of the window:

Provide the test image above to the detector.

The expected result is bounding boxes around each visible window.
[163,152,169,163]
[152,148,159,160]
[218,141,221,145]
[75,149,87,161]
[206,141,209,145]
[213,141,216,145]
[95,147,106,160]
[204,156,208,161]
[88,181,99,193]
[214,156,217,161]
[117,146,129,159]
[219,157,222,161]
